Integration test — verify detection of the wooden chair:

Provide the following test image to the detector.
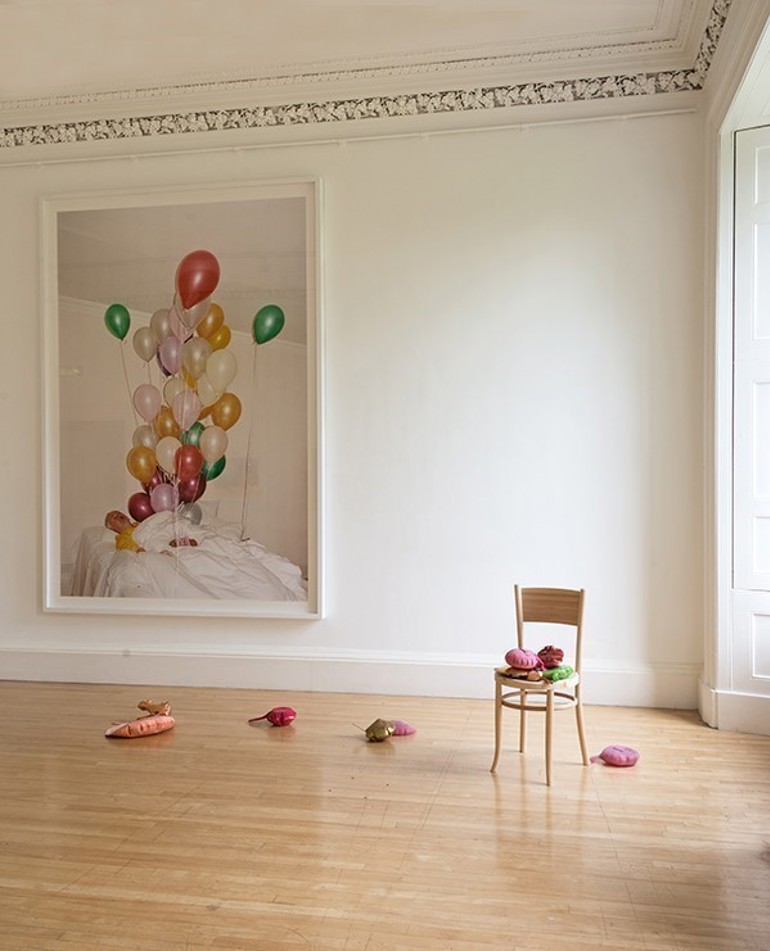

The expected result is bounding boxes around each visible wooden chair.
[490,585,589,785]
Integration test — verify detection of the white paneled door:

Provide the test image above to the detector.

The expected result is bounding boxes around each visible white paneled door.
[732,127,770,699]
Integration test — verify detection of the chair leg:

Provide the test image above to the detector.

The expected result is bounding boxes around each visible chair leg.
[545,690,554,786]
[575,693,589,766]
[490,679,502,772]
[518,693,527,753]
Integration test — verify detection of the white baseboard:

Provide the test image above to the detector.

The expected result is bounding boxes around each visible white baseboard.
[698,681,770,735]
[0,646,700,708]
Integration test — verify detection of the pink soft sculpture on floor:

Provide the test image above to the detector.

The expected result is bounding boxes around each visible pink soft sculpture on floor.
[248,706,297,726]
[591,744,639,767]
[391,719,416,735]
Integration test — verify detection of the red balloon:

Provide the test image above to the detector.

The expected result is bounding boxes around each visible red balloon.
[178,473,206,503]
[128,492,153,522]
[175,444,203,481]
[143,467,170,492]
[175,250,220,310]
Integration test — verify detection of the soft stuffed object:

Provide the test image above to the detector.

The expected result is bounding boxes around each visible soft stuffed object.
[105,714,175,738]
[137,699,171,716]
[248,706,297,726]
[538,645,564,669]
[359,718,416,742]
[541,664,574,682]
[364,718,395,742]
[504,648,543,670]
[391,719,416,736]
[590,744,639,767]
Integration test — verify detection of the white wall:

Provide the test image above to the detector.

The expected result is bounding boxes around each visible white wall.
[0,112,705,704]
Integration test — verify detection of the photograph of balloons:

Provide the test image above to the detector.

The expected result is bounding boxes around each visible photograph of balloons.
[46,183,319,614]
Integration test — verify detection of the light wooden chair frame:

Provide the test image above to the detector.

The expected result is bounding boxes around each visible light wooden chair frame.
[490,585,589,785]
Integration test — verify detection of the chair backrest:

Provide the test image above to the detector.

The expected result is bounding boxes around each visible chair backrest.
[514,585,585,673]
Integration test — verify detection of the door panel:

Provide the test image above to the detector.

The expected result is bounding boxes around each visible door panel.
[733,127,770,697]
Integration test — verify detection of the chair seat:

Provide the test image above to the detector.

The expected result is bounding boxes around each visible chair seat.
[494,666,580,693]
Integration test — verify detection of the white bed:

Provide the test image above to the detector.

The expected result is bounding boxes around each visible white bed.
[70,511,307,601]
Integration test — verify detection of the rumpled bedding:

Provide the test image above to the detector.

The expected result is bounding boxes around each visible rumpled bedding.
[70,512,307,601]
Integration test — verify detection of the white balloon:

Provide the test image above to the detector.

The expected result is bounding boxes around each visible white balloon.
[200,425,228,463]
[132,326,158,363]
[163,376,187,406]
[172,391,202,431]
[156,435,182,475]
[132,424,157,450]
[206,349,237,392]
[183,336,212,380]
[150,308,172,342]
[197,373,221,409]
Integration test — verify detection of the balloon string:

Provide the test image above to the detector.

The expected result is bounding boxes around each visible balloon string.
[240,344,259,540]
[120,341,140,430]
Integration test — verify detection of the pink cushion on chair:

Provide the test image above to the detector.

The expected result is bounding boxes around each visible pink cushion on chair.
[591,744,639,767]
[504,648,543,670]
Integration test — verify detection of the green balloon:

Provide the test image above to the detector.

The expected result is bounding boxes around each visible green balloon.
[252,304,285,345]
[202,455,226,480]
[182,421,204,447]
[104,303,130,341]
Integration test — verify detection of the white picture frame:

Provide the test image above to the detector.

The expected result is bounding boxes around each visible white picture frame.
[41,178,322,618]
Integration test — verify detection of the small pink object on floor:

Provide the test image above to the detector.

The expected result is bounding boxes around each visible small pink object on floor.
[590,744,639,767]
[391,719,416,735]
[248,706,297,727]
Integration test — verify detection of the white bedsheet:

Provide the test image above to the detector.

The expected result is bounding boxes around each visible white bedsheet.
[70,513,307,601]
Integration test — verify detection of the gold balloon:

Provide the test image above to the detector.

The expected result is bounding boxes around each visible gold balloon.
[197,302,224,340]
[208,323,232,352]
[154,405,181,439]
[126,445,157,483]
[182,368,197,389]
[211,392,242,431]
[364,719,395,742]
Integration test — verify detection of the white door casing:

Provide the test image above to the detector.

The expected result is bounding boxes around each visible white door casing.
[732,126,770,702]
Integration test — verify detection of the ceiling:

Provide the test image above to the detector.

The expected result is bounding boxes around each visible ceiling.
[2,1,720,114]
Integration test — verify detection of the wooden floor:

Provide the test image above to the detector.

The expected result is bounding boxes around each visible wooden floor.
[1,682,769,950]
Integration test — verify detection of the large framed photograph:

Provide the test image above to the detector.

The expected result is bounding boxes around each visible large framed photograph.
[41,179,322,618]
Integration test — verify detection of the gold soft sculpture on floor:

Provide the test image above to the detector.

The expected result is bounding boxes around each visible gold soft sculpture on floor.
[360,718,417,742]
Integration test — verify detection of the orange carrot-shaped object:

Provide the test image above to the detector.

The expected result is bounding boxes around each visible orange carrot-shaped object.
[105,714,175,738]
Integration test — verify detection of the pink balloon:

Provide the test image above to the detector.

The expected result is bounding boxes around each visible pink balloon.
[128,491,153,522]
[180,295,212,330]
[172,391,202,431]
[150,483,179,513]
[159,336,183,375]
[168,301,193,342]
[133,384,161,422]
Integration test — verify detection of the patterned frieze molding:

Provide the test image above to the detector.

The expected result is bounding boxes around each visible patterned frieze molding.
[0,0,731,151]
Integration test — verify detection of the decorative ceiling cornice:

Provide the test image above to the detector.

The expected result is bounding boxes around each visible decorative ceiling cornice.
[0,0,731,152]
